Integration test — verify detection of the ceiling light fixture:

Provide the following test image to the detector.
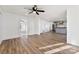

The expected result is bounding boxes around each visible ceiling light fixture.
[33,11,36,13]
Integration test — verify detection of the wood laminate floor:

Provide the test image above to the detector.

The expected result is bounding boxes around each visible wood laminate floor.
[0,31,79,54]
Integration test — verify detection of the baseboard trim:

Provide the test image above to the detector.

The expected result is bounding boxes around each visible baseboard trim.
[67,43,79,47]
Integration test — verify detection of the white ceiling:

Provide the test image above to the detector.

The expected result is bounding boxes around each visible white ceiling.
[0,5,68,21]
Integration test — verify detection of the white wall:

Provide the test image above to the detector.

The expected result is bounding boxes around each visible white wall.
[1,13,20,40]
[27,15,40,35]
[39,19,53,33]
[0,12,29,42]
[27,15,53,35]
[67,6,79,46]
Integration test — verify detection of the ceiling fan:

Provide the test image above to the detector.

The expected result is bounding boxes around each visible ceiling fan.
[24,5,45,15]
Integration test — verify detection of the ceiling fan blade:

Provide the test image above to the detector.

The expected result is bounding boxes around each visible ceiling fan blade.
[28,9,33,10]
[29,11,33,14]
[37,10,45,12]
[36,11,39,15]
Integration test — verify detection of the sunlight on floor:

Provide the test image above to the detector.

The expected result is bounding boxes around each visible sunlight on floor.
[44,45,72,54]
[39,43,64,49]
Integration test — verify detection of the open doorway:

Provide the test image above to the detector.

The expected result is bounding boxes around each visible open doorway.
[19,19,28,38]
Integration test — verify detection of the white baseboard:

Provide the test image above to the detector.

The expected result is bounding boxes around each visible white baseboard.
[0,35,20,45]
[67,41,79,47]
[28,33,40,35]
[2,35,20,40]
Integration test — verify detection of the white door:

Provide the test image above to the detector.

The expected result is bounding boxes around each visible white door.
[20,19,28,38]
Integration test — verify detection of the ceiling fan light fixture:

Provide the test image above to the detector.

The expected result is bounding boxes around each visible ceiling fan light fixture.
[33,11,36,13]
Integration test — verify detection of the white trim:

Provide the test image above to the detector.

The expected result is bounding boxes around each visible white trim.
[2,35,20,40]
